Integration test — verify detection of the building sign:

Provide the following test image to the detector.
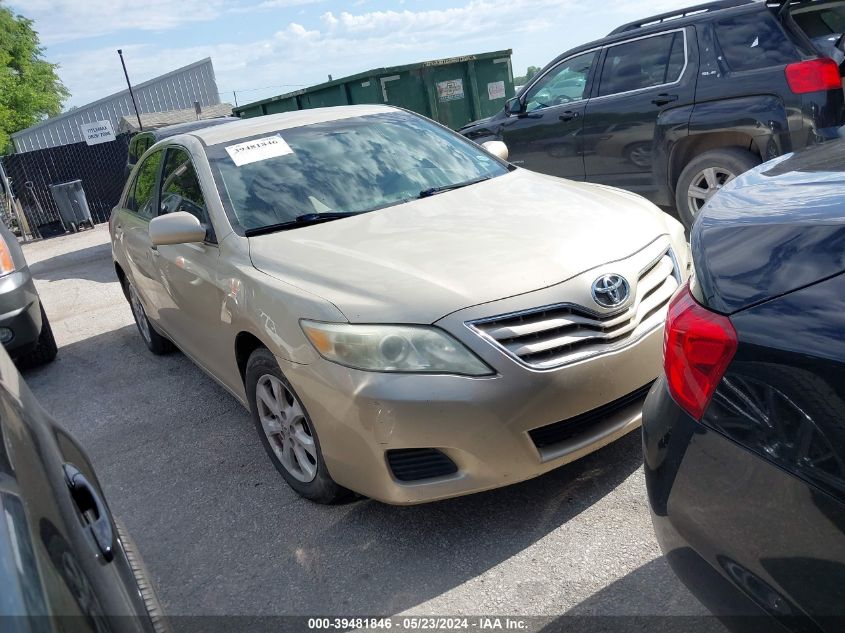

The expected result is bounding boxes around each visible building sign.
[80,120,116,145]
[487,81,506,100]
[436,79,465,102]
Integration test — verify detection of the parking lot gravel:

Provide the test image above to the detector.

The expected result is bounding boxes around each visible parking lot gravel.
[20,225,720,625]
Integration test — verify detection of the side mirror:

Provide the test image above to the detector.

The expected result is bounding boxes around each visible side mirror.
[149,211,206,246]
[482,140,509,161]
[504,97,525,116]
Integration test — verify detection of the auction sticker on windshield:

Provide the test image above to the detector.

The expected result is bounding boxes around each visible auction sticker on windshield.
[226,135,293,167]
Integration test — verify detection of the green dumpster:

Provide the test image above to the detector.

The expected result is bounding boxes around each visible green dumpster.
[233,50,514,130]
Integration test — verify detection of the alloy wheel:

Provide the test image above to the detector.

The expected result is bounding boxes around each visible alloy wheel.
[255,374,318,483]
[129,285,152,345]
[687,166,737,217]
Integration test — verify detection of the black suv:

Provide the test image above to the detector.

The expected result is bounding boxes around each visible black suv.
[460,0,845,228]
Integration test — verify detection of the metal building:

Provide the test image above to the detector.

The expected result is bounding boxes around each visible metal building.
[12,58,221,153]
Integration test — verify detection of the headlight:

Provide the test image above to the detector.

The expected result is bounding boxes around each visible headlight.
[300,321,493,376]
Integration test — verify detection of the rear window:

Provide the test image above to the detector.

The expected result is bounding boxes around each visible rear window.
[714,13,799,71]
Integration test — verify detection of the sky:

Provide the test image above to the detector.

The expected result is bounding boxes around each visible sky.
[9,0,695,110]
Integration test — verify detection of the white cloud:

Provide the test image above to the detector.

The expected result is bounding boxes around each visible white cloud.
[52,0,694,108]
[257,0,324,8]
[11,0,233,45]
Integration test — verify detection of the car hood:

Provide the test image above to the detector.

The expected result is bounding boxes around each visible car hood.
[693,144,845,314]
[248,169,672,323]
[459,115,494,132]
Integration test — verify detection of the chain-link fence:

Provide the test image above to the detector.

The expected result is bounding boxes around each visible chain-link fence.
[0,134,131,238]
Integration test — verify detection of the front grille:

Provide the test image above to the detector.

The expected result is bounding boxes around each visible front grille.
[467,249,680,369]
[387,448,458,482]
[529,382,654,449]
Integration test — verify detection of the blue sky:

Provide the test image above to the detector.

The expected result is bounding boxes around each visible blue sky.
[10,0,692,110]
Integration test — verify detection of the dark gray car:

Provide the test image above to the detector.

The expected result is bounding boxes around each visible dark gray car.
[0,221,56,368]
[0,341,167,631]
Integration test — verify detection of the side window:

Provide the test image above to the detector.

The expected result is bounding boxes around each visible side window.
[524,51,596,112]
[819,9,845,34]
[714,14,798,72]
[159,148,209,226]
[128,135,151,165]
[598,31,686,97]
[129,149,163,219]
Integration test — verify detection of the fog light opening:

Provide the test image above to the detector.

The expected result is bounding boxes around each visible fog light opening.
[0,327,14,344]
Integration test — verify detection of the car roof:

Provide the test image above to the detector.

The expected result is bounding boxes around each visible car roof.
[139,117,240,141]
[187,104,397,146]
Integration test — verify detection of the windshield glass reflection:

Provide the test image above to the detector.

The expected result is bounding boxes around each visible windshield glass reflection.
[208,111,509,232]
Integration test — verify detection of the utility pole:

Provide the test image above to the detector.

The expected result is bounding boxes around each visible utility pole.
[117,49,143,131]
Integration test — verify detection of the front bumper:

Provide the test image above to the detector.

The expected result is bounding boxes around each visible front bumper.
[0,269,42,357]
[282,319,662,504]
[279,236,684,504]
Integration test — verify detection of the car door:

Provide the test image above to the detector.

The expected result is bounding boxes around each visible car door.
[582,28,696,193]
[0,345,157,631]
[151,145,227,372]
[498,49,599,180]
[116,149,169,323]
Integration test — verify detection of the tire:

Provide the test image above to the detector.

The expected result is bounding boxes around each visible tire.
[245,347,350,504]
[675,148,761,229]
[114,518,171,633]
[17,305,58,369]
[127,282,172,355]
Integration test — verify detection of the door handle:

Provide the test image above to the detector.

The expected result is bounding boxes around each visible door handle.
[150,245,159,254]
[652,93,679,106]
[559,111,580,122]
[63,464,114,561]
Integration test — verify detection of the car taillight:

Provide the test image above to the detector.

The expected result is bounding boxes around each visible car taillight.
[664,283,737,420]
[0,233,15,276]
[785,58,841,94]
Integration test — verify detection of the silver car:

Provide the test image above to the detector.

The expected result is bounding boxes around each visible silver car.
[110,105,688,504]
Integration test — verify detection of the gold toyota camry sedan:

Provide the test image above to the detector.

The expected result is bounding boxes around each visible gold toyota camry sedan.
[110,105,689,504]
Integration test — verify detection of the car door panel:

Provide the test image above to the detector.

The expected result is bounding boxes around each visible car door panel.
[582,28,697,192]
[499,50,598,180]
[116,149,168,323]
[152,147,228,373]
[500,103,589,179]
[154,241,226,370]
[120,211,166,322]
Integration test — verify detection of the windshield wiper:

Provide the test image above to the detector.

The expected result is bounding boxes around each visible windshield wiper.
[244,212,362,237]
[418,175,492,198]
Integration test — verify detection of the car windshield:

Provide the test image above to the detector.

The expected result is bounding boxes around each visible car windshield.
[207,111,509,233]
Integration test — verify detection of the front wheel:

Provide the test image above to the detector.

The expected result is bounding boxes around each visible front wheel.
[675,148,761,229]
[245,347,350,504]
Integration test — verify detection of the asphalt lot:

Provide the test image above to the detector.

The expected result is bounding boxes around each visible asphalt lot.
[20,225,719,624]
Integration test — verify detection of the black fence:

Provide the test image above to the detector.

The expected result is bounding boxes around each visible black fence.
[0,134,131,237]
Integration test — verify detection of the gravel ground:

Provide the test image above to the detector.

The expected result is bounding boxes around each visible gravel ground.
[19,225,720,627]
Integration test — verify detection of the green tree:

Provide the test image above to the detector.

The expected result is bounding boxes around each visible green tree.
[0,5,68,153]
[514,65,542,86]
